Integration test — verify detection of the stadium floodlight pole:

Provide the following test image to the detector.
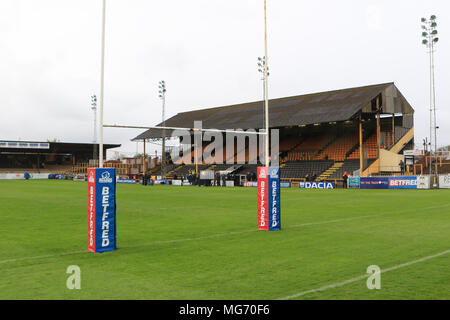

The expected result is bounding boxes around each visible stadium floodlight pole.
[158,80,167,177]
[263,0,270,167]
[91,95,98,163]
[421,15,439,179]
[99,0,107,168]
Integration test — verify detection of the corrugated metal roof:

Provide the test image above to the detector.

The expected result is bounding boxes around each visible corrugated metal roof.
[133,83,412,140]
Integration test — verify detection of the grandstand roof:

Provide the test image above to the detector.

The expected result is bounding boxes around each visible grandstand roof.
[0,140,120,154]
[133,82,414,140]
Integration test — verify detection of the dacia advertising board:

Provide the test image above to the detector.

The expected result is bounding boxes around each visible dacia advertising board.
[88,168,117,253]
[257,167,281,231]
[299,182,335,189]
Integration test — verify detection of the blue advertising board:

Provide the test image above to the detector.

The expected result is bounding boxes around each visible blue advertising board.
[388,176,417,189]
[117,179,136,184]
[360,177,389,189]
[280,181,291,188]
[348,177,360,188]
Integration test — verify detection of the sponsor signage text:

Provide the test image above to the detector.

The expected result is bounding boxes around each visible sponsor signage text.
[88,168,117,253]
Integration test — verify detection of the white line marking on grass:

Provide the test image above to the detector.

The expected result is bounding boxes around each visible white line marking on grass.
[277,249,450,300]
[0,250,86,265]
[116,204,450,249]
[1,204,448,265]
[288,203,450,230]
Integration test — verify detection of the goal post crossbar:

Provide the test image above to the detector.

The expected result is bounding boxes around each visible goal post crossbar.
[103,124,268,136]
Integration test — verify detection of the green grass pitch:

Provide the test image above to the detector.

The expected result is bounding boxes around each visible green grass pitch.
[0,180,449,300]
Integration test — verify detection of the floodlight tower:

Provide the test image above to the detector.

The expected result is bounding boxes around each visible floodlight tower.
[158,80,167,177]
[91,95,98,163]
[421,15,439,177]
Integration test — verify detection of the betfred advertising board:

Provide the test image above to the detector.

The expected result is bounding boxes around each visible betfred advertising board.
[388,177,417,189]
[88,168,117,253]
[257,167,281,231]
[243,181,258,187]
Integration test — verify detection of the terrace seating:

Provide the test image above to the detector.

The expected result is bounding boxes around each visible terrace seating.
[169,164,210,177]
[327,159,377,179]
[295,134,334,151]
[280,160,334,179]
[210,164,237,172]
[152,163,179,176]
[282,134,334,162]
[348,134,378,159]
[279,137,303,152]
[284,151,314,161]
[234,164,259,176]
[317,133,359,161]
[327,159,361,179]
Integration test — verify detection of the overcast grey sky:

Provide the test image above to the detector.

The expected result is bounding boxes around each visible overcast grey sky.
[0,0,448,158]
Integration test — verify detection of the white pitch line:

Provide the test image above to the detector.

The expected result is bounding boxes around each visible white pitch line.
[0,204,448,265]
[277,249,450,300]
[0,250,86,265]
[288,203,450,230]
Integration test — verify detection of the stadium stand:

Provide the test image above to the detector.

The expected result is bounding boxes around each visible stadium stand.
[348,133,378,160]
[327,159,373,179]
[2,85,417,183]
[0,140,120,174]
[280,160,334,179]
[234,164,259,176]
[130,83,415,181]
[209,164,239,172]
[317,132,359,161]
[169,164,210,177]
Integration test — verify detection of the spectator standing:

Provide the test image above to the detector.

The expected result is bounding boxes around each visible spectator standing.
[399,160,405,174]
[342,172,348,188]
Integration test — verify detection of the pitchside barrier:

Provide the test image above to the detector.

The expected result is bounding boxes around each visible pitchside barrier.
[348,177,360,188]
[87,168,117,253]
[0,173,53,180]
[357,175,450,189]
[257,167,281,231]
[439,175,450,189]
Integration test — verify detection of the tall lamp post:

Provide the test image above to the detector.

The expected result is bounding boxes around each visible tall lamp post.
[421,15,439,179]
[91,95,98,164]
[158,81,167,177]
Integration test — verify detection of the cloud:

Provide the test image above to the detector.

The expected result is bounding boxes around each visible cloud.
[366,5,383,31]
[0,0,449,158]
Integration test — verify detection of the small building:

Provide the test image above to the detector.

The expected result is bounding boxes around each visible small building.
[0,140,120,172]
